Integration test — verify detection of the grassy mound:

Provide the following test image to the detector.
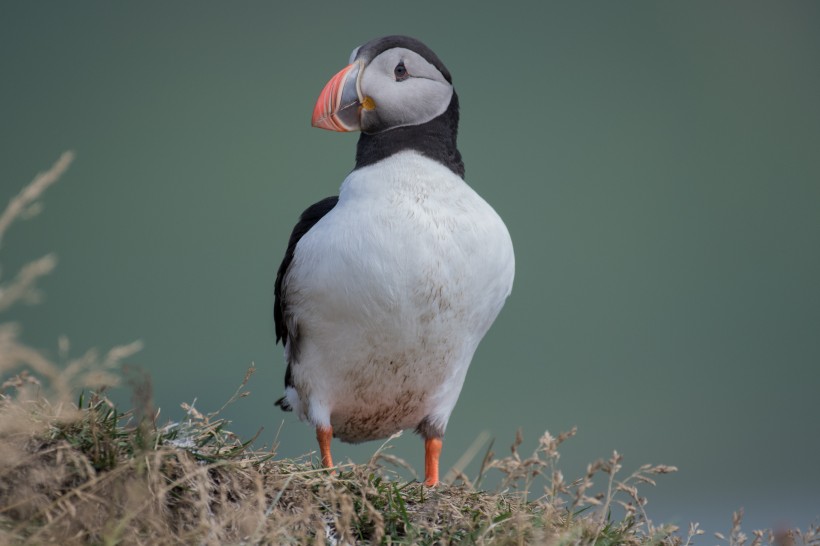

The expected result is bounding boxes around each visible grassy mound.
[0,377,679,545]
[2,378,814,545]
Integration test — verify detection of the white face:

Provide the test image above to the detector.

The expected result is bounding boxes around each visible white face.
[357,47,454,134]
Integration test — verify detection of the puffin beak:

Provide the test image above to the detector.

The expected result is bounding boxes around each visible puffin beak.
[311,61,364,132]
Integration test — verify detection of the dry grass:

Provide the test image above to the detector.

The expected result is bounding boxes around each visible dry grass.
[1,154,817,545]
[0,376,686,546]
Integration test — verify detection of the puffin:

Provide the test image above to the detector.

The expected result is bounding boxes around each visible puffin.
[274,35,514,486]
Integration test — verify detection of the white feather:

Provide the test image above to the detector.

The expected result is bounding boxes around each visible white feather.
[283,151,514,442]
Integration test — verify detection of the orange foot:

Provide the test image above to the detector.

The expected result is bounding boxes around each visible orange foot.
[316,426,334,468]
[423,437,442,486]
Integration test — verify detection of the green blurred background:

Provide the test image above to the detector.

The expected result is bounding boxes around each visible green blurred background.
[2,1,818,533]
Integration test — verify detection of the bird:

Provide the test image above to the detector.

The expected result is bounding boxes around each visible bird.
[273,35,514,486]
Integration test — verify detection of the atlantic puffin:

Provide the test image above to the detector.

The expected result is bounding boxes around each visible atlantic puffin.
[274,35,514,486]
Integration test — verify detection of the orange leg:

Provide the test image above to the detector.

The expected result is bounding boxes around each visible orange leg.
[316,426,334,468]
[423,437,443,486]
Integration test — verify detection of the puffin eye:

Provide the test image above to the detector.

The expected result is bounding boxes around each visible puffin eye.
[394,61,408,81]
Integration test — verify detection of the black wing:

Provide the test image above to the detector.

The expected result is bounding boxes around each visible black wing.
[274,196,339,347]
[274,196,338,411]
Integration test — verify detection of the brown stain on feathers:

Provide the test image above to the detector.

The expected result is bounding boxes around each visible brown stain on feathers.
[333,387,425,443]
[331,351,450,443]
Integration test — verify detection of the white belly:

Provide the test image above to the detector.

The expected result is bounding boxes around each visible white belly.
[283,151,514,442]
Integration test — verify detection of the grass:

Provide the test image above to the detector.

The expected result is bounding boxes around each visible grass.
[1,154,818,545]
[0,377,682,545]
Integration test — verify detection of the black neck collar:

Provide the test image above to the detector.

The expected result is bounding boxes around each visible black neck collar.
[354,93,464,178]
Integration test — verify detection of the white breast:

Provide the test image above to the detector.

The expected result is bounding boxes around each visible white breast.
[283,151,514,442]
